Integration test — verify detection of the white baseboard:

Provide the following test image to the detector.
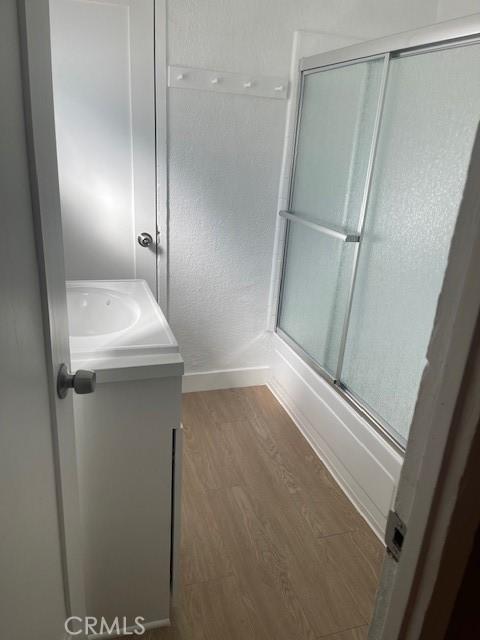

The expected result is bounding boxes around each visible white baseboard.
[269,334,403,539]
[182,366,270,393]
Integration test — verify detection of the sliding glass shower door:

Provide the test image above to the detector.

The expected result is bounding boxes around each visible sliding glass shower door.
[278,58,385,374]
[277,34,480,447]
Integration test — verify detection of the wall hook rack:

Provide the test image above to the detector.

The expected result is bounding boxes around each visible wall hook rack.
[168,65,288,100]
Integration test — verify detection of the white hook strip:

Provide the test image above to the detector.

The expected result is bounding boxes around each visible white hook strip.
[168,66,288,100]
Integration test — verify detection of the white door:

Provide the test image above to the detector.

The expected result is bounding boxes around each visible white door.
[49,0,157,296]
[0,1,85,638]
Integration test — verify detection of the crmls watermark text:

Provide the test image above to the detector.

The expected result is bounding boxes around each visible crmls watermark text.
[65,616,146,636]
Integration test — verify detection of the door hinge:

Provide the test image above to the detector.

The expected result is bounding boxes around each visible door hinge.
[385,510,406,562]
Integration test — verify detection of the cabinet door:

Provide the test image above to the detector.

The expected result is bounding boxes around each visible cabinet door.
[73,376,180,624]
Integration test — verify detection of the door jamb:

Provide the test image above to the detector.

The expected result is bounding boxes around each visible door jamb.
[416,321,480,638]
[155,0,169,314]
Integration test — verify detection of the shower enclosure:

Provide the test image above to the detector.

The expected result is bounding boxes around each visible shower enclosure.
[276,20,480,449]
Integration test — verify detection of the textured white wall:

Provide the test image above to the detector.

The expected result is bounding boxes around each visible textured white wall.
[167,0,441,374]
[437,0,480,21]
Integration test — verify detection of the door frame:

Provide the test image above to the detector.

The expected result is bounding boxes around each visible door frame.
[18,0,86,631]
[155,0,169,314]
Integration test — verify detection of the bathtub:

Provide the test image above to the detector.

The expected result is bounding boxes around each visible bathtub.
[66,280,183,633]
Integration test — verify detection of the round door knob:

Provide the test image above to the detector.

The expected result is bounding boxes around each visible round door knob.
[138,232,153,247]
[73,369,97,395]
[57,364,96,399]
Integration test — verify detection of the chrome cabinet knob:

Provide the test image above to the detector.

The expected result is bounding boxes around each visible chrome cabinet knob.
[57,364,96,399]
[137,232,154,247]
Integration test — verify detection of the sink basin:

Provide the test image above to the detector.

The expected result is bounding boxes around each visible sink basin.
[67,287,141,337]
[66,280,179,361]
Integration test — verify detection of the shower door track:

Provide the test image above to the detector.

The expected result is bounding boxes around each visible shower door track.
[275,14,480,453]
[298,16,480,73]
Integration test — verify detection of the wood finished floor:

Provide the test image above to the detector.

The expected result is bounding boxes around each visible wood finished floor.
[143,386,384,640]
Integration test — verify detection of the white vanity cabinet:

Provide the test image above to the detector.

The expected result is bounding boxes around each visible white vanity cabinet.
[67,280,183,632]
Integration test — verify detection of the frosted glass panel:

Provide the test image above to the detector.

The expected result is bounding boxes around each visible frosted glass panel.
[279,224,354,376]
[292,59,383,230]
[342,43,480,444]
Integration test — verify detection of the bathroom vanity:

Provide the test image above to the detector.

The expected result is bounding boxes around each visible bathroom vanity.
[67,280,183,632]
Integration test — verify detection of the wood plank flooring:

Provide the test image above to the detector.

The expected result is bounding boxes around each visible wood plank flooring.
[143,386,384,640]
